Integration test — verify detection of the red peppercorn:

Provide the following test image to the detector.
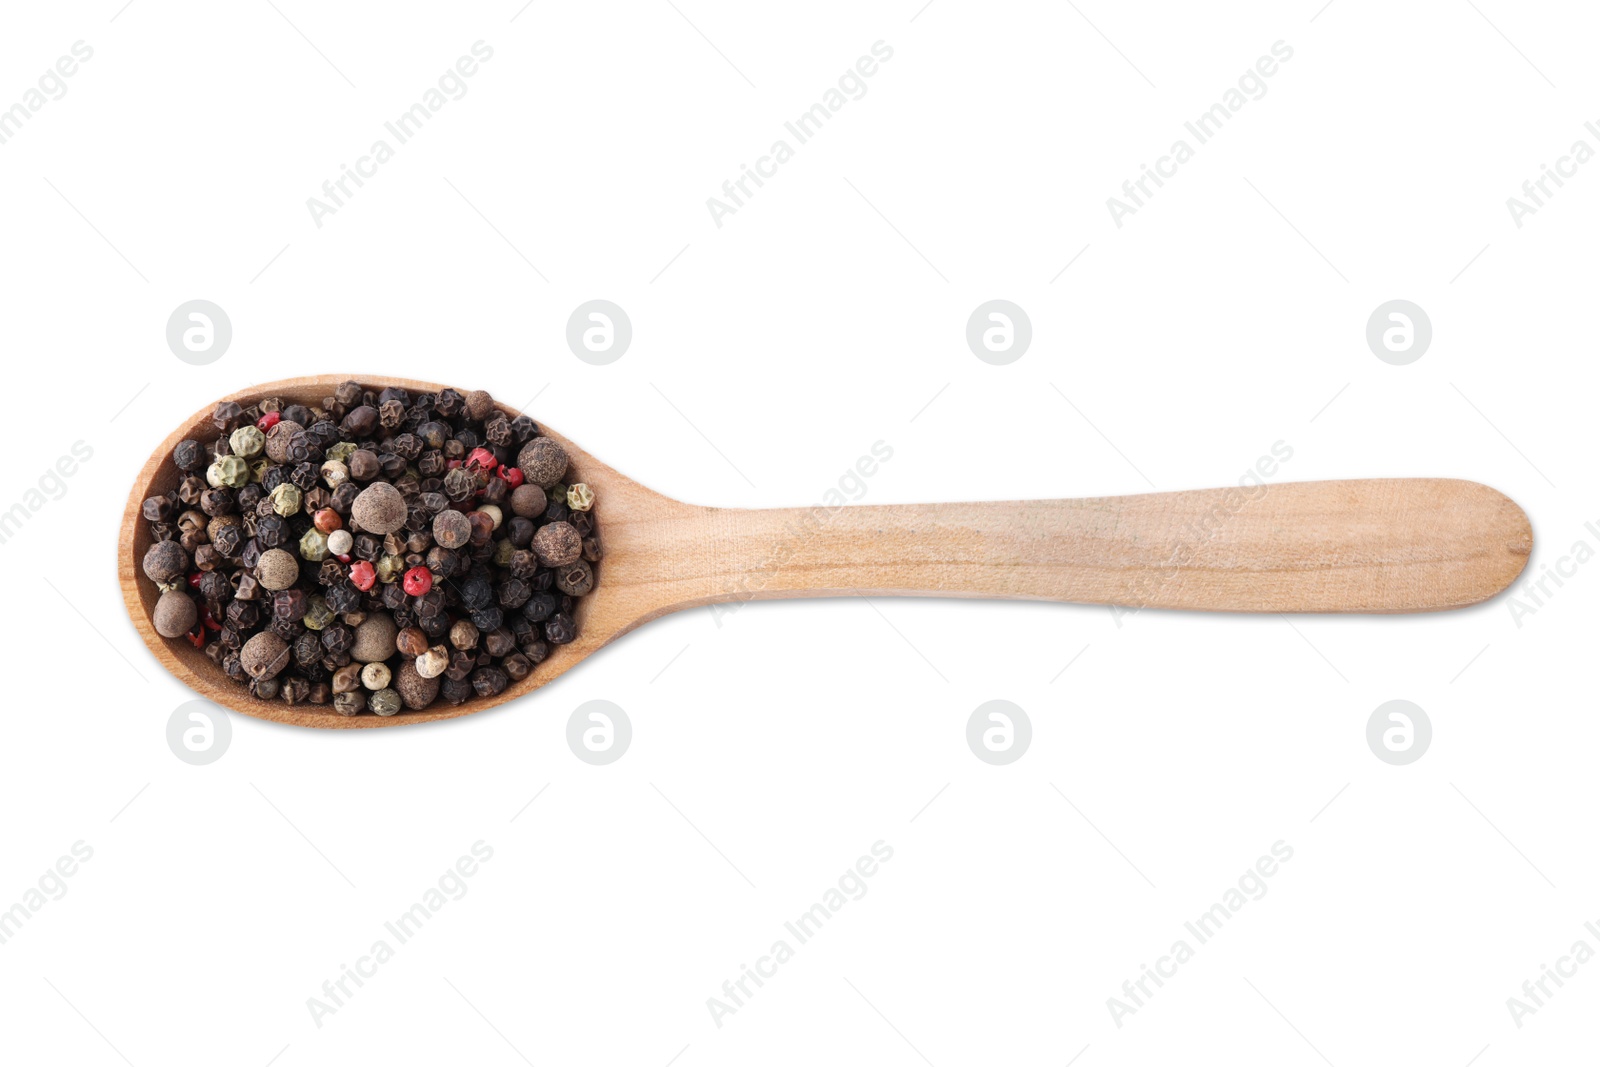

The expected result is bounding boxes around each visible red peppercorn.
[186,628,205,650]
[349,560,377,591]
[257,411,281,432]
[403,566,433,596]
[446,458,463,471]
[201,606,222,631]
[313,507,342,534]
[467,447,498,473]
[497,464,524,488]
[188,571,203,588]
[336,553,352,564]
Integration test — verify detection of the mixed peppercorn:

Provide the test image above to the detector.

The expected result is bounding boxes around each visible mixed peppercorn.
[139,382,601,715]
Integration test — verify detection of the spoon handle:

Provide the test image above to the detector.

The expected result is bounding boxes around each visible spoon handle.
[682,478,1531,614]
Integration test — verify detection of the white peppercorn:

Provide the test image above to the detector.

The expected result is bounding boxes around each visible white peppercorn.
[416,645,450,679]
[361,661,392,690]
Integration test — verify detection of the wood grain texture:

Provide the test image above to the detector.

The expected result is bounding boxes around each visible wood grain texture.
[121,376,1533,729]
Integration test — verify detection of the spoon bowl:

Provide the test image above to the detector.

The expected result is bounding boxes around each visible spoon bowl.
[121,375,1534,728]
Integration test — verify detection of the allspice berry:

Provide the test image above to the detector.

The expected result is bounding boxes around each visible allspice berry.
[142,540,190,585]
[509,483,546,518]
[532,521,582,567]
[433,509,472,549]
[555,558,594,596]
[352,482,407,534]
[240,631,291,680]
[395,660,440,710]
[351,613,399,662]
[517,438,568,489]
[256,548,301,591]
[464,389,495,420]
[153,589,198,638]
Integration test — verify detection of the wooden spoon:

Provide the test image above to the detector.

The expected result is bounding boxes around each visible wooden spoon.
[120,375,1534,729]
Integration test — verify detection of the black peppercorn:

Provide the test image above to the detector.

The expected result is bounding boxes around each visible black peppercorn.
[213,401,246,432]
[199,571,232,602]
[273,589,309,623]
[327,482,357,515]
[483,627,517,658]
[232,571,261,601]
[294,631,323,667]
[200,488,236,517]
[544,612,575,644]
[459,573,493,611]
[281,675,311,704]
[470,606,504,632]
[509,414,537,443]
[484,417,513,448]
[348,450,380,482]
[321,623,354,655]
[497,577,533,609]
[434,389,464,418]
[256,514,289,548]
[177,475,207,506]
[471,665,508,698]
[334,381,363,408]
[225,599,259,630]
[502,652,532,681]
[310,419,342,447]
[261,465,288,493]
[522,591,558,623]
[174,439,208,471]
[324,581,360,614]
[413,589,447,619]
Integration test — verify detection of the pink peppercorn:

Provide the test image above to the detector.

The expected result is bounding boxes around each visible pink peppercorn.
[497,464,524,489]
[467,447,498,473]
[257,411,281,432]
[349,560,377,591]
[403,566,433,596]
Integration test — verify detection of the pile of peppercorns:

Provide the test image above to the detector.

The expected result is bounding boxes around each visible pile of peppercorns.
[138,382,601,715]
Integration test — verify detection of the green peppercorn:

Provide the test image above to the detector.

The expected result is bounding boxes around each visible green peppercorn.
[299,527,330,562]
[369,688,402,716]
[302,594,334,631]
[567,483,595,511]
[270,482,302,517]
[206,455,251,489]
[229,425,266,459]
[375,554,406,584]
[492,538,515,567]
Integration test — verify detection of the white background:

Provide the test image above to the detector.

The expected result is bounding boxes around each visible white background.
[0,1,1594,1064]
